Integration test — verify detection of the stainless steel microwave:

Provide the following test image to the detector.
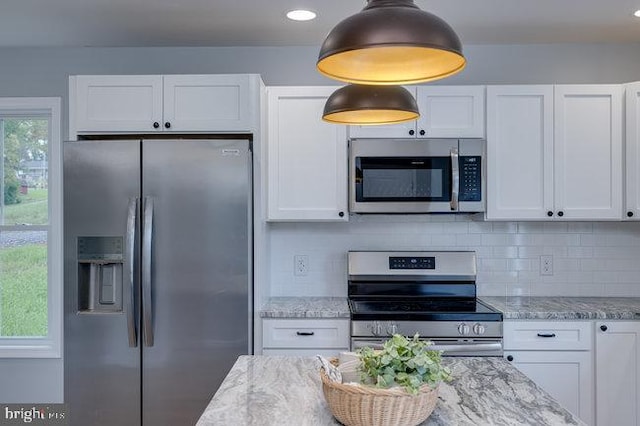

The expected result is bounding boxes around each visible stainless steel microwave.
[349,138,485,213]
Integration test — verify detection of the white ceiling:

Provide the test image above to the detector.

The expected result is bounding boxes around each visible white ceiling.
[2,0,640,48]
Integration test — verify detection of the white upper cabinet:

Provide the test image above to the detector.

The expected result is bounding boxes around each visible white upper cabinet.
[486,84,623,221]
[486,85,554,220]
[266,86,348,222]
[162,74,254,132]
[70,74,256,134]
[554,85,623,220]
[349,85,485,139]
[625,82,640,220]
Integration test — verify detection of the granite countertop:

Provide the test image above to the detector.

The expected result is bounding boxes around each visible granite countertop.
[261,296,640,321]
[260,297,350,318]
[197,355,584,426]
[481,296,640,320]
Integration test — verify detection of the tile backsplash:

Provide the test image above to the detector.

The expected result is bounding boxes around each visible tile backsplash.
[268,215,640,298]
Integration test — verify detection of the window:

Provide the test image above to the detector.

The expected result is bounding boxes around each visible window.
[0,98,61,357]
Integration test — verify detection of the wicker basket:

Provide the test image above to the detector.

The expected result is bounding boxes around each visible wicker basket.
[320,363,439,426]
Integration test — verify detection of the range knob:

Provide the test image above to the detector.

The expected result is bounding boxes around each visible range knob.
[458,323,471,336]
[473,323,486,335]
[387,322,398,336]
[371,321,383,337]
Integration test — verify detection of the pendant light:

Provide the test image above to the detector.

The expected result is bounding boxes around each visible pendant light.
[317,0,465,85]
[322,84,419,125]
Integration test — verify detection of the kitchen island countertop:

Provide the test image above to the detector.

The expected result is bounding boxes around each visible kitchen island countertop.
[196,355,584,425]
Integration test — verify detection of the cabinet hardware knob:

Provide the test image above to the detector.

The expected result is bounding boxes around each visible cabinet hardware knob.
[628,211,634,218]
[419,130,426,136]
[338,211,344,217]
[408,129,415,136]
[537,333,556,338]
[557,211,564,217]
[153,122,160,129]
[600,325,608,332]
[164,122,171,129]
[296,331,315,336]
[547,211,553,217]
[506,355,514,362]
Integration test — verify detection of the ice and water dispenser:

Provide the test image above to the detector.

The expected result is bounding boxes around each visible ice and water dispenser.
[77,236,125,313]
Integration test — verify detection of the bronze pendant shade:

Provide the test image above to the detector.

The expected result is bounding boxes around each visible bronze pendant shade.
[322,84,419,125]
[317,0,465,85]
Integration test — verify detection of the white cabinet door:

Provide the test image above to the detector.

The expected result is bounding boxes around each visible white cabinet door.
[625,82,640,220]
[416,85,485,138]
[73,75,163,133]
[486,85,554,220]
[162,74,253,132]
[595,321,640,426]
[505,351,593,425]
[266,86,348,221]
[554,85,623,220]
[348,86,485,139]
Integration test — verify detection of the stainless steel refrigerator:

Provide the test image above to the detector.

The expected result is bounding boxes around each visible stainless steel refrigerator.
[63,138,252,425]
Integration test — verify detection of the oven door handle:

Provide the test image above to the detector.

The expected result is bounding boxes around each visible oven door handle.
[428,342,503,353]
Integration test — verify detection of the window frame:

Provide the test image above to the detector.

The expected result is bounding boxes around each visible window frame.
[0,97,62,358]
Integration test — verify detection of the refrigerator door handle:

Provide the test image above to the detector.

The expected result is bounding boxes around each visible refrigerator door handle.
[126,198,138,347]
[142,196,155,347]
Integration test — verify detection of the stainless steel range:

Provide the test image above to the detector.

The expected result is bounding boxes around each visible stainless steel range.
[348,251,503,356]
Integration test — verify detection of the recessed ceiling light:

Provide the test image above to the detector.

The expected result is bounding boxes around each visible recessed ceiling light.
[286,9,317,21]
[634,9,640,17]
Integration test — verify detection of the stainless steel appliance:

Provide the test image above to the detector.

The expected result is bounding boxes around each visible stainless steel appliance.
[348,251,502,356]
[63,138,252,425]
[349,138,485,213]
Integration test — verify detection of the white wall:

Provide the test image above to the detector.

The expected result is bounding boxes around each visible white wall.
[269,216,640,298]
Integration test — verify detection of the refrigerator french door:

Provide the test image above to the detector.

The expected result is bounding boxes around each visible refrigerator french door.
[63,139,252,426]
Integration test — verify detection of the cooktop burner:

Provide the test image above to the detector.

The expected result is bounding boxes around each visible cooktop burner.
[348,298,502,321]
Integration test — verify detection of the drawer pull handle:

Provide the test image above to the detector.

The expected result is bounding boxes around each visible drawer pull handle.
[296,331,315,336]
[537,333,556,338]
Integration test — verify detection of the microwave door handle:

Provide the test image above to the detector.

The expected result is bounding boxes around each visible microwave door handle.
[450,148,459,211]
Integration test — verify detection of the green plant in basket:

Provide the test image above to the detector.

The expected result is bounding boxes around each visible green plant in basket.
[357,334,451,395]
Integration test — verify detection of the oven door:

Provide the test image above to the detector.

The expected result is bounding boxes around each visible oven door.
[349,138,459,213]
[351,337,503,357]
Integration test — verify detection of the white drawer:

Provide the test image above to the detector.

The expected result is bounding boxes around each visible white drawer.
[262,319,350,349]
[504,321,593,351]
[262,348,348,357]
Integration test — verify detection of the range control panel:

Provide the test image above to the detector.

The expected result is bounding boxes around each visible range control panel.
[459,156,482,202]
[389,256,435,270]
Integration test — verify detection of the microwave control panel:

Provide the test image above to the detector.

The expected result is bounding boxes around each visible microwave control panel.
[459,156,482,202]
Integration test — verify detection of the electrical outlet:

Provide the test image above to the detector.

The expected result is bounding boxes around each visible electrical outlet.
[540,255,553,276]
[294,255,309,276]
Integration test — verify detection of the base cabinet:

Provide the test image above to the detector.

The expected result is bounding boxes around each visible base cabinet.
[595,321,640,426]
[504,321,594,425]
[505,350,593,424]
[261,319,350,357]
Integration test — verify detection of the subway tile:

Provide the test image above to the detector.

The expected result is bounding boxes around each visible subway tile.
[479,259,509,272]
[468,221,492,234]
[492,222,518,233]
[567,222,594,233]
[567,246,594,258]
[508,258,534,272]
[543,222,569,233]
[456,234,482,246]
[493,246,519,258]
[517,222,545,234]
